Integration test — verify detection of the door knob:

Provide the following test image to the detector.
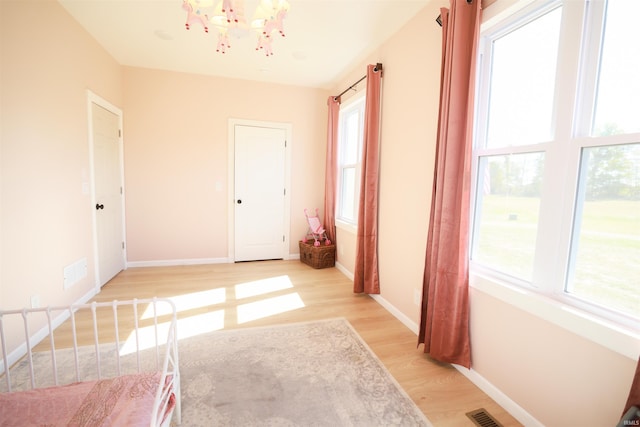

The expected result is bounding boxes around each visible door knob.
[237,200,242,204]
[96,203,104,210]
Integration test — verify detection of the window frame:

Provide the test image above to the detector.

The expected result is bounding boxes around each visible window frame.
[470,0,640,346]
[336,92,366,228]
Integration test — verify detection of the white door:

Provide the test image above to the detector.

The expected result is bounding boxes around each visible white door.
[234,125,287,261]
[92,101,125,286]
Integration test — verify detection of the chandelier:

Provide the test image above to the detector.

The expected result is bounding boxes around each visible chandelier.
[181,0,290,56]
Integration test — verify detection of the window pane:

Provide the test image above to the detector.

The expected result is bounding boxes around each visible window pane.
[340,167,356,222]
[472,153,544,281]
[337,96,365,226]
[343,110,361,164]
[592,0,640,136]
[566,144,640,317]
[486,7,562,148]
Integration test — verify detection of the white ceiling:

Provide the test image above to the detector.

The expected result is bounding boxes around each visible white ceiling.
[58,0,430,90]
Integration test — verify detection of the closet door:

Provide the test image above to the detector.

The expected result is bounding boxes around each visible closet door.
[92,101,125,286]
[233,124,287,262]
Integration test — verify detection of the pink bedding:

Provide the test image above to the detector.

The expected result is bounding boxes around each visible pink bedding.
[0,372,174,427]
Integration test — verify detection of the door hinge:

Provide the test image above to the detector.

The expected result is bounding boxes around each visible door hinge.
[119,129,122,138]
[283,235,285,242]
[122,242,125,249]
[284,140,287,147]
[284,188,286,196]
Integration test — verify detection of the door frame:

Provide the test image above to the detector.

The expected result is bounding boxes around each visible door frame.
[87,90,127,291]
[227,118,292,262]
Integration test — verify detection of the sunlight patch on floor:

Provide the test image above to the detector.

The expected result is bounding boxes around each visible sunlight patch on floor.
[120,310,225,355]
[122,275,306,349]
[237,293,305,324]
[120,322,171,355]
[176,309,225,339]
[234,275,293,299]
[140,288,226,319]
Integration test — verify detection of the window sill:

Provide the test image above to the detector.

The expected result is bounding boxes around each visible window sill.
[335,219,357,235]
[470,271,640,360]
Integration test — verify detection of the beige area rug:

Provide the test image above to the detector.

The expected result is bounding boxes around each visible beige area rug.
[175,318,431,426]
[4,318,432,427]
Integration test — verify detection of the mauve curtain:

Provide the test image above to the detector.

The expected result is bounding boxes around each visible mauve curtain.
[353,64,383,294]
[323,96,341,244]
[417,0,481,369]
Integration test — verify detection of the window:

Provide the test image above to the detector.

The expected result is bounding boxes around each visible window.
[472,0,640,325]
[337,94,365,225]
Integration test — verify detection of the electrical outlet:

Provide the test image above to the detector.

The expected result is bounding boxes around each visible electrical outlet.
[413,289,421,306]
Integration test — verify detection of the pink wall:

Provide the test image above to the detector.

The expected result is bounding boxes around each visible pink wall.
[1,1,635,425]
[330,1,637,426]
[470,288,636,426]
[1,0,122,315]
[122,67,328,262]
[331,2,444,331]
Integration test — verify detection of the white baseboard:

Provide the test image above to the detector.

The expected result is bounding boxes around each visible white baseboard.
[453,365,543,426]
[335,261,353,280]
[335,262,419,334]
[77,286,98,306]
[333,262,539,427]
[129,255,307,267]
[369,294,420,335]
[1,287,99,375]
[127,257,229,268]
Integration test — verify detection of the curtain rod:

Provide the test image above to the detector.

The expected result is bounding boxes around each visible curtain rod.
[333,63,383,101]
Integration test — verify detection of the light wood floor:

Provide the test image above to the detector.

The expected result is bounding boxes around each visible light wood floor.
[79,260,521,427]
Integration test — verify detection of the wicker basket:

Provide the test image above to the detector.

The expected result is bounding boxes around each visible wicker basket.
[299,240,336,269]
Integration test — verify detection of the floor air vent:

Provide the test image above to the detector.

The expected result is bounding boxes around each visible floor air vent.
[466,408,504,427]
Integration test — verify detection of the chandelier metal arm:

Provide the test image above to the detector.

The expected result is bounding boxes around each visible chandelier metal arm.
[181,0,290,56]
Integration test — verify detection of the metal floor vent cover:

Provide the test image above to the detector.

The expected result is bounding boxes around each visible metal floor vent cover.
[466,408,504,427]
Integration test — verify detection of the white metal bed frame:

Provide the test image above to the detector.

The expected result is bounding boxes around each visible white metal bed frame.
[0,298,181,426]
